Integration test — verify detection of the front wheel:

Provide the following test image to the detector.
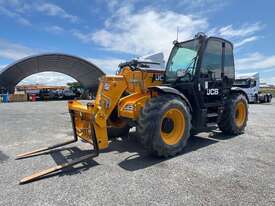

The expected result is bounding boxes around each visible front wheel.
[218,94,248,135]
[137,95,191,157]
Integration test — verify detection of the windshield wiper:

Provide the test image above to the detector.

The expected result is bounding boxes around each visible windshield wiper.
[174,55,198,82]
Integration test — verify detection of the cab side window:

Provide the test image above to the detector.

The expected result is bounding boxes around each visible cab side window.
[224,42,235,79]
[251,80,256,87]
[201,39,222,80]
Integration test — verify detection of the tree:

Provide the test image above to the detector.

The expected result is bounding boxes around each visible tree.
[67,82,83,90]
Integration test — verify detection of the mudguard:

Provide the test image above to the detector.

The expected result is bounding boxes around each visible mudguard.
[149,86,192,112]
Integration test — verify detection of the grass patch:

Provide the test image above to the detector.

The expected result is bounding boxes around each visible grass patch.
[260,88,275,96]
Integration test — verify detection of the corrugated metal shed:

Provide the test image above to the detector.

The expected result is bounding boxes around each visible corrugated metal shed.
[0,53,105,92]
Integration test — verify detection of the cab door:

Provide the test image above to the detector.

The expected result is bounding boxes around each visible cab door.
[199,38,224,106]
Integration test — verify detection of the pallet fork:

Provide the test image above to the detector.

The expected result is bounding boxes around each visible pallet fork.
[16,111,99,184]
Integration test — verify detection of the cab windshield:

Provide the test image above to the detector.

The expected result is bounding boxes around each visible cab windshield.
[233,79,253,88]
[166,39,200,82]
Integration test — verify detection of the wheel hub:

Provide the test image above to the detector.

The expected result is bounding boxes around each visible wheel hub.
[160,108,185,145]
[161,118,174,133]
[235,101,246,127]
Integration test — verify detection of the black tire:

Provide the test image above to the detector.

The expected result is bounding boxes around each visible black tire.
[259,97,264,103]
[267,95,271,103]
[108,125,130,139]
[218,93,248,135]
[137,94,191,157]
[254,94,258,104]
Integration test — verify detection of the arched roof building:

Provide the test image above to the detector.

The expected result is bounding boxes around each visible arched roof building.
[0,53,105,93]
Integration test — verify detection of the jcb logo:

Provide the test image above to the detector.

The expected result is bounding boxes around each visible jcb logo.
[207,88,219,95]
[155,74,164,81]
[153,74,164,81]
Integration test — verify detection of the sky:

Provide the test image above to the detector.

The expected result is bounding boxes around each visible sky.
[0,0,275,85]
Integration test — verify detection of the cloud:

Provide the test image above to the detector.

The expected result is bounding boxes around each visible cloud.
[45,25,64,34]
[0,5,31,26]
[0,1,78,24]
[235,36,259,48]
[71,30,93,43]
[35,3,78,23]
[235,52,275,71]
[75,7,208,59]
[71,2,263,57]
[105,0,119,11]
[104,0,226,15]
[218,23,263,38]
[177,0,227,14]
[0,39,35,60]
[73,3,262,59]
[19,72,76,86]
[86,57,124,74]
[208,22,264,48]
[0,64,7,70]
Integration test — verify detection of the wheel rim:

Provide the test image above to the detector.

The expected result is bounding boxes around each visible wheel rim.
[160,108,185,145]
[235,101,247,127]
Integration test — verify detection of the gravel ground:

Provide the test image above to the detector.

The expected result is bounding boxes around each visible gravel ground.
[0,100,274,205]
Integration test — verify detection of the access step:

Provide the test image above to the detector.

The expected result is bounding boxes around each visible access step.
[206,123,217,128]
[207,113,218,118]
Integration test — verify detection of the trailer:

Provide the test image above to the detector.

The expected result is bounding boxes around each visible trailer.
[233,72,272,103]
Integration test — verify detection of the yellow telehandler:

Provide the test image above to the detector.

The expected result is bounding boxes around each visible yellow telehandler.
[17,33,248,184]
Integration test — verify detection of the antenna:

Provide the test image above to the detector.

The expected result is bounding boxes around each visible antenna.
[173,26,180,45]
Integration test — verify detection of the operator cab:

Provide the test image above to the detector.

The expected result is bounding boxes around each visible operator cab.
[233,78,257,88]
[165,33,234,86]
[164,33,235,130]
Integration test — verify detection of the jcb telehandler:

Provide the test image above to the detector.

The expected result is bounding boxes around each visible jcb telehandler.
[17,33,248,184]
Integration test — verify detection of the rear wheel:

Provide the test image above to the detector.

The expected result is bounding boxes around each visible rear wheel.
[254,94,258,103]
[137,95,191,157]
[218,93,248,135]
